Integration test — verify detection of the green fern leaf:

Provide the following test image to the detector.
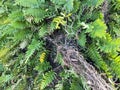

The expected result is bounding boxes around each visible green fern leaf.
[51,0,66,5]
[39,24,48,37]
[84,0,104,8]
[0,75,12,87]
[86,19,107,38]
[55,82,63,90]
[0,63,4,72]
[73,0,81,13]
[35,61,52,73]
[70,77,90,90]
[24,8,50,23]
[0,48,10,58]
[64,0,74,12]
[8,10,24,21]
[15,0,39,7]
[13,29,30,41]
[10,21,27,29]
[55,52,64,66]
[87,45,110,76]
[112,0,120,10]
[51,0,74,12]
[111,56,120,78]
[78,31,86,47]
[25,39,44,63]
[70,79,83,90]
[40,71,55,89]
[98,34,120,53]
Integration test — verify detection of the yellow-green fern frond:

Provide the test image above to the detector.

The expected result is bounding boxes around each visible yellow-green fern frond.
[0,48,10,58]
[40,52,46,63]
[53,16,66,29]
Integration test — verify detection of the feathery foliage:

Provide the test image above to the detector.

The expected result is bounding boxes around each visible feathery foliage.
[0,0,120,89]
[40,71,55,90]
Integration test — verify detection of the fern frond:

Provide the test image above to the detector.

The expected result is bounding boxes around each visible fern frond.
[87,45,110,76]
[0,15,8,25]
[83,0,104,8]
[25,39,44,63]
[10,21,27,29]
[86,19,107,39]
[55,82,63,90]
[98,33,120,54]
[78,31,86,47]
[112,0,120,10]
[11,79,26,90]
[0,75,12,87]
[8,10,24,22]
[13,29,31,41]
[51,0,74,12]
[39,24,48,37]
[73,0,81,13]
[55,52,64,66]
[35,61,52,73]
[15,0,39,8]
[111,56,120,78]
[64,0,74,12]
[39,52,46,63]
[40,71,55,90]
[24,8,50,23]
[70,76,90,90]
[70,78,83,90]
[53,16,66,29]
[0,25,13,36]
[50,0,66,5]
[0,48,10,58]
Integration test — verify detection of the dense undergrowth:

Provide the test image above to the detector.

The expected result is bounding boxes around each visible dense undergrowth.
[0,0,120,90]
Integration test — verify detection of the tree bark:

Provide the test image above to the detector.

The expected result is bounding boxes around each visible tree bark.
[46,33,114,90]
[57,46,114,90]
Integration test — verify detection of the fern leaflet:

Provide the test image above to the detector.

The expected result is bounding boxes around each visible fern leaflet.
[25,39,44,63]
[40,71,55,89]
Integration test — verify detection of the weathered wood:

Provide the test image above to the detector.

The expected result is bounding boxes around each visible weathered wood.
[45,32,114,90]
[57,46,114,90]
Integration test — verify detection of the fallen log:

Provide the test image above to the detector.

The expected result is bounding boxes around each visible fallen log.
[45,33,114,90]
[57,45,114,90]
